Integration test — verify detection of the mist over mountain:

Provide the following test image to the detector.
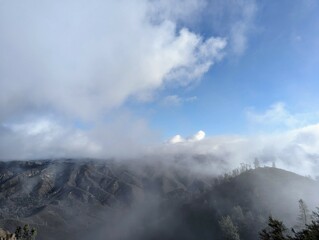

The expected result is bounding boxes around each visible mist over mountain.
[1,0,319,239]
[0,158,318,240]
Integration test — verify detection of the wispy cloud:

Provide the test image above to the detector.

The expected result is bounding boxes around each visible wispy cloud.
[202,0,257,56]
[148,0,207,25]
[160,95,197,107]
[246,102,300,128]
[246,102,319,131]
[229,0,257,55]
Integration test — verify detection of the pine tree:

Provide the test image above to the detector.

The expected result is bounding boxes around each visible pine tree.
[15,224,37,240]
[254,158,260,169]
[297,199,310,228]
[219,215,240,240]
[260,206,319,240]
[259,217,288,240]
[15,226,22,239]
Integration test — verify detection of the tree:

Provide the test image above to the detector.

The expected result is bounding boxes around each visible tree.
[15,226,22,239]
[260,207,319,240]
[292,207,319,240]
[230,206,258,239]
[219,215,240,240]
[254,158,260,169]
[297,199,310,228]
[15,224,37,240]
[259,216,288,240]
[231,206,245,224]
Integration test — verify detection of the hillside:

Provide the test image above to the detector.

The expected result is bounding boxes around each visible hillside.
[213,167,319,223]
[0,159,318,240]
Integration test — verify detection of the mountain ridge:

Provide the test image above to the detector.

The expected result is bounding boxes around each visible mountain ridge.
[0,159,318,240]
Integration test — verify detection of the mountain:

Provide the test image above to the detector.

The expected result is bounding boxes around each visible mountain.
[0,159,318,240]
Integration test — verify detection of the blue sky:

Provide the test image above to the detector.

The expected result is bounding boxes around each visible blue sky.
[132,0,319,138]
[1,0,319,163]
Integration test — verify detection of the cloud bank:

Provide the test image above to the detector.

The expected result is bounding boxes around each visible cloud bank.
[1,120,319,178]
[163,126,319,177]
[0,113,156,160]
[0,0,226,121]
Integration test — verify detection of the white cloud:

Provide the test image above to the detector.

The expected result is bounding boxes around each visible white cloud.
[163,125,319,177]
[6,119,61,136]
[0,0,226,121]
[2,117,319,178]
[169,134,185,144]
[190,130,206,141]
[169,130,206,144]
[0,112,156,160]
[0,118,99,159]
[150,0,258,56]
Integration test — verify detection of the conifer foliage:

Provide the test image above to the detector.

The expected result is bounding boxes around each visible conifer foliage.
[219,215,240,240]
[259,217,288,240]
[15,225,37,240]
[259,207,319,240]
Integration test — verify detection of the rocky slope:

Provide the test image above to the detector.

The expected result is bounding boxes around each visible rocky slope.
[0,228,15,240]
[0,159,318,240]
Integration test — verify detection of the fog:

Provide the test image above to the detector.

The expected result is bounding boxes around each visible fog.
[1,117,319,178]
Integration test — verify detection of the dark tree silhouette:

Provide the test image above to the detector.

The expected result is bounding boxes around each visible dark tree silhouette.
[297,199,310,228]
[260,207,319,240]
[15,224,37,240]
[260,216,288,240]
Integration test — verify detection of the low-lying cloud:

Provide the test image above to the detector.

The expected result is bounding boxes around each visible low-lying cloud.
[0,113,156,160]
[164,125,319,177]
[1,119,319,178]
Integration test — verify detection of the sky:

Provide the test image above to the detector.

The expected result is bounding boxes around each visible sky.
[1,0,319,176]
